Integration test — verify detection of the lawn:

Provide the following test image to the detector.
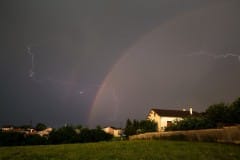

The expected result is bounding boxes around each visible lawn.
[0,140,239,160]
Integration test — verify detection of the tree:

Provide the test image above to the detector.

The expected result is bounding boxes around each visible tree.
[78,128,112,143]
[124,119,157,137]
[139,120,157,133]
[48,126,78,144]
[75,125,82,130]
[164,97,240,131]
[78,128,91,142]
[165,117,214,131]
[229,97,240,123]
[74,125,82,134]
[35,123,47,131]
[124,119,136,137]
[25,134,47,145]
[205,103,230,126]
[0,132,25,146]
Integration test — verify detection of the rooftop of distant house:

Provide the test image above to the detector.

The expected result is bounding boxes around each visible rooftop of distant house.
[150,108,199,117]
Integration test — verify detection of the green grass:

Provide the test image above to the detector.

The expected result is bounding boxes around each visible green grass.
[0,140,239,160]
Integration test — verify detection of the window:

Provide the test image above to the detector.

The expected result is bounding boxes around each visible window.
[167,121,172,127]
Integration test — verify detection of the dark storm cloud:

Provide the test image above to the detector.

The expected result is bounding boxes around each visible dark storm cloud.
[0,0,227,127]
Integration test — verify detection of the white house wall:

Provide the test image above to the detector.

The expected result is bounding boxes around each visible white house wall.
[147,111,161,131]
[147,110,183,131]
[113,129,122,137]
[103,127,122,137]
[159,116,182,131]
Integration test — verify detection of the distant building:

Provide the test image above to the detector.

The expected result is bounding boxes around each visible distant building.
[147,107,199,131]
[25,128,37,135]
[1,125,52,136]
[1,125,14,132]
[102,126,123,137]
[37,128,53,137]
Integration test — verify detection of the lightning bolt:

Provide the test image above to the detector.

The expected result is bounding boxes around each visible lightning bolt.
[27,46,35,78]
[187,51,240,62]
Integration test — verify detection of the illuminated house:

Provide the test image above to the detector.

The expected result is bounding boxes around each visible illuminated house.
[103,126,123,137]
[147,108,198,131]
[37,128,53,137]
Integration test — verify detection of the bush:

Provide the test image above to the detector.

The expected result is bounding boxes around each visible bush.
[25,135,48,145]
[35,123,47,131]
[229,97,240,123]
[0,131,25,146]
[124,119,157,137]
[205,103,230,126]
[165,117,214,131]
[48,126,78,144]
[166,97,240,131]
[48,126,113,144]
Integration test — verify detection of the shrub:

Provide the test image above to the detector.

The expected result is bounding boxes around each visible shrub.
[124,119,157,137]
[0,131,25,146]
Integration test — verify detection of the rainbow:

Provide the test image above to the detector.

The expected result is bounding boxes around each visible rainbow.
[87,1,225,127]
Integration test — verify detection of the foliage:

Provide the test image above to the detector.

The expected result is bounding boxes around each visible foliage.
[0,132,25,146]
[1,97,239,146]
[25,134,48,145]
[205,103,230,126]
[166,97,240,131]
[48,126,78,144]
[1,140,240,160]
[35,123,47,131]
[229,97,240,123]
[139,119,158,133]
[78,128,113,143]
[0,125,112,146]
[165,117,214,131]
[124,119,136,136]
[48,125,112,144]
[124,119,157,137]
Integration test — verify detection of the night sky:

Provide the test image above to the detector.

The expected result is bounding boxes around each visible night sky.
[1,0,240,128]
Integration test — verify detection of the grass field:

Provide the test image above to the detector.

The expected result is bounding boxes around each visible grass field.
[0,140,239,160]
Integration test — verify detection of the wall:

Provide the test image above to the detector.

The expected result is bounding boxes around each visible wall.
[159,116,183,131]
[103,127,122,137]
[148,111,161,131]
[129,125,240,144]
[147,110,183,131]
[103,127,114,135]
[113,129,122,137]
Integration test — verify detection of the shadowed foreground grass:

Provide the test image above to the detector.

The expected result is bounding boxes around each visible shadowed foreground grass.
[0,140,239,160]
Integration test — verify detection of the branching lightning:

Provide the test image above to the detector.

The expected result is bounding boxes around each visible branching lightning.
[27,46,35,78]
[187,51,240,62]
[25,46,100,95]
[214,53,240,62]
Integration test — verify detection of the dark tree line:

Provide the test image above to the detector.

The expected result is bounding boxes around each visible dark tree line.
[166,97,240,131]
[0,125,112,146]
[0,132,48,146]
[124,119,157,137]
[48,126,112,144]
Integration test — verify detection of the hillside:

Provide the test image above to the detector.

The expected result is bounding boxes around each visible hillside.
[0,140,239,160]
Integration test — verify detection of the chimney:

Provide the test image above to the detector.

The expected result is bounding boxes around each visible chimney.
[189,107,193,115]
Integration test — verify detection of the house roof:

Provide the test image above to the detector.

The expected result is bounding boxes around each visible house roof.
[150,108,199,117]
[103,126,122,130]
